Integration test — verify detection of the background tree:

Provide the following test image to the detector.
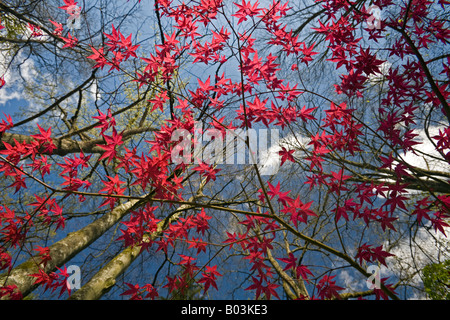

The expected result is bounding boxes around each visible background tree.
[422,260,450,300]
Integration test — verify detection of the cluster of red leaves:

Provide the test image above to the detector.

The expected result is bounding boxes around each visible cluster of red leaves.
[222,207,283,299]
[0,284,22,300]
[0,118,71,298]
[0,205,28,256]
[116,196,219,297]
[433,126,450,162]
[0,0,449,300]
[355,244,395,267]
[58,152,91,197]
[315,275,344,300]
[29,194,66,230]
[0,124,55,193]
[0,114,13,134]
[27,23,43,38]
[153,210,222,296]
[0,241,71,299]
[120,282,159,300]
[277,253,313,282]
[86,24,140,71]
[117,204,160,248]
[40,2,83,47]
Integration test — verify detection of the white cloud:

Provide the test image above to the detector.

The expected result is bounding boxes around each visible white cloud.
[87,79,101,101]
[338,269,366,293]
[400,126,449,173]
[374,125,449,197]
[0,88,21,105]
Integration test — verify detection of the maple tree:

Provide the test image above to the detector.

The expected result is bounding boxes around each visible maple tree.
[0,0,449,301]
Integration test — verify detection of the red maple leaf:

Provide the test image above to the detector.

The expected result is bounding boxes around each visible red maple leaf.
[34,246,52,267]
[198,265,222,293]
[61,32,78,48]
[298,105,317,122]
[0,249,11,271]
[143,283,159,300]
[193,161,221,183]
[266,181,291,205]
[59,0,78,11]
[356,243,394,267]
[263,281,280,300]
[0,114,13,133]
[316,275,344,299]
[30,269,51,288]
[373,278,398,300]
[431,213,450,236]
[120,283,143,300]
[300,42,318,65]
[279,147,295,165]
[99,174,126,208]
[32,124,56,154]
[49,20,63,36]
[28,23,43,37]
[232,0,262,24]
[148,90,169,112]
[191,208,211,235]
[296,265,313,281]
[277,252,297,271]
[0,285,22,300]
[187,237,207,254]
[87,46,109,70]
[245,276,264,299]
